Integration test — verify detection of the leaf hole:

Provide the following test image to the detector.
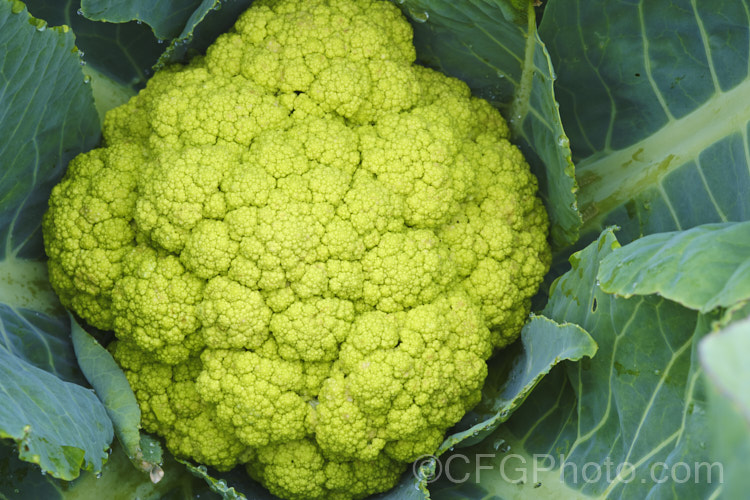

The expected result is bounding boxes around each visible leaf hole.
[591,298,598,313]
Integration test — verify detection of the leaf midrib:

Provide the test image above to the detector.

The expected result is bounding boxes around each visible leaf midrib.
[576,77,750,229]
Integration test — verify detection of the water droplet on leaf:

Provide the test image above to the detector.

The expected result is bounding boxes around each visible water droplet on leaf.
[408,9,429,22]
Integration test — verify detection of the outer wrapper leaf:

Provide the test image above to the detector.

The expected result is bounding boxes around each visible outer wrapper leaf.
[0,345,112,481]
[0,0,113,481]
[0,0,100,258]
[80,0,204,40]
[70,315,142,458]
[598,221,750,312]
[541,0,750,242]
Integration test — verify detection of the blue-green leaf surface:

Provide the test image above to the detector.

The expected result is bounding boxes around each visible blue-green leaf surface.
[0,0,112,481]
[430,229,723,499]
[541,0,750,242]
[0,2,99,259]
[598,221,750,312]
[80,0,204,40]
[0,340,113,480]
[394,0,580,248]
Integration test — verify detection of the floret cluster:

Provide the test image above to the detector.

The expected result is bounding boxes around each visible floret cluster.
[43,0,550,498]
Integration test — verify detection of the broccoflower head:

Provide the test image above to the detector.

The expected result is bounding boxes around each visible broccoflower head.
[43,0,551,498]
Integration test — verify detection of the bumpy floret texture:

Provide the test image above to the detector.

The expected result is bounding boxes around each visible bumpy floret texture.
[43,0,550,498]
